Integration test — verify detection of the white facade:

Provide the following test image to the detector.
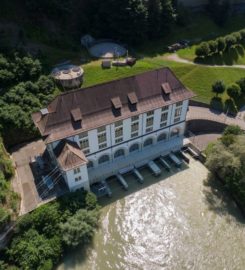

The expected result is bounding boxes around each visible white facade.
[49,100,189,191]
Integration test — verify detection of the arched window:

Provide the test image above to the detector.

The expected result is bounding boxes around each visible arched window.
[98,154,110,164]
[87,160,93,168]
[157,133,167,142]
[114,149,125,159]
[129,143,140,153]
[171,128,180,137]
[143,138,153,147]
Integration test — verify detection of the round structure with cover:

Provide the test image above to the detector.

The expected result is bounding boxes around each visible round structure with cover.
[52,65,84,89]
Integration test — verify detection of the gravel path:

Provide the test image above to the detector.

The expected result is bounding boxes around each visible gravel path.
[165,53,245,69]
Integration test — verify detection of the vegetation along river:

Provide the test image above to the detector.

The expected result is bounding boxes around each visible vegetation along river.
[58,157,245,270]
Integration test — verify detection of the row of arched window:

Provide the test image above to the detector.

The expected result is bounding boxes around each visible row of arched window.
[87,131,171,168]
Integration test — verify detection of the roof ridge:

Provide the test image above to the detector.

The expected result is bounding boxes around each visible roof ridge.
[57,66,170,98]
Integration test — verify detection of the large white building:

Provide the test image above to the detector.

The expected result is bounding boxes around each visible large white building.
[33,68,195,192]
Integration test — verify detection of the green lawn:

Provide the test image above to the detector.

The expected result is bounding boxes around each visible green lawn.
[81,57,245,109]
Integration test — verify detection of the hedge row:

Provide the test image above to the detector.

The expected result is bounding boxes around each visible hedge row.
[195,29,245,57]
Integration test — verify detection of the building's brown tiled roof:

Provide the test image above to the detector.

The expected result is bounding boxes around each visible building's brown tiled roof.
[32,67,195,144]
[54,140,88,171]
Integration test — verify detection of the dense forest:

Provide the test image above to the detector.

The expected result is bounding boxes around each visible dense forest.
[0,53,56,146]
[0,0,235,51]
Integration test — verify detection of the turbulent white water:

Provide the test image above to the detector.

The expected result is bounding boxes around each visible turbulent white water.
[58,158,245,270]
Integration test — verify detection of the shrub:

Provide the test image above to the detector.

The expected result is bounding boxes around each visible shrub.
[208,40,218,54]
[212,80,226,96]
[216,37,226,52]
[233,32,242,44]
[239,29,245,44]
[227,83,241,99]
[225,35,236,49]
[223,125,243,136]
[195,42,210,57]
[236,77,245,96]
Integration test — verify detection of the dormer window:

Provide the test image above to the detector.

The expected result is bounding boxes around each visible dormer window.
[71,108,82,122]
[111,96,122,116]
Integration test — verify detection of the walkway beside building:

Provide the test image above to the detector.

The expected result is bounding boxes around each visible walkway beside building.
[187,106,245,130]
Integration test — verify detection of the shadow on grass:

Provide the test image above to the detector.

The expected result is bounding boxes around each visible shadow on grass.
[194,45,245,66]
[203,173,245,224]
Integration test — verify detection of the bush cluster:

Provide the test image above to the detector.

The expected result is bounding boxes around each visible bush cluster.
[195,29,245,57]
[3,190,100,270]
[212,77,245,99]
[205,126,245,211]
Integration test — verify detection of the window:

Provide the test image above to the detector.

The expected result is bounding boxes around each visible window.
[157,133,167,142]
[131,115,139,122]
[174,117,181,123]
[171,128,180,137]
[161,112,168,122]
[146,117,154,127]
[98,133,106,144]
[162,106,169,112]
[131,122,139,133]
[75,176,82,182]
[146,111,154,117]
[115,127,123,137]
[79,132,88,139]
[87,161,93,169]
[114,149,125,158]
[176,101,183,107]
[74,167,81,174]
[79,133,90,155]
[144,138,153,147]
[98,155,110,164]
[129,143,140,152]
[97,126,106,133]
[146,127,153,133]
[175,108,182,117]
[99,143,107,150]
[115,137,123,144]
[80,138,89,149]
[115,120,123,127]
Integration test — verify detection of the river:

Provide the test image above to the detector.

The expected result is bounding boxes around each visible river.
[57,157,245,270]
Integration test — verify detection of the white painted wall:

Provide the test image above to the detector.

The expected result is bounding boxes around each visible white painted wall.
[47,100,190,191]
[65,164,90,191]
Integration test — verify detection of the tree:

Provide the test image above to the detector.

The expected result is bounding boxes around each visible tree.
[216,37,226,52]
[236,77,245,96]
[7,229,61,270]
[147,0,162,38]
[233,32,242,44]
[225,34,236,49]
[160,0,175,34]
[60,209,99,247]
[208,40,218,54]
[212,80,226,96]
[227,83,241,99]
[195,42,210,57]
[239,29,245,44]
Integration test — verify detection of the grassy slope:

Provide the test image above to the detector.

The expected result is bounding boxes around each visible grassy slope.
[81,57,245,106]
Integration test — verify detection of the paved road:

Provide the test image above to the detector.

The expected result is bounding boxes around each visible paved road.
[187,106,245,130]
